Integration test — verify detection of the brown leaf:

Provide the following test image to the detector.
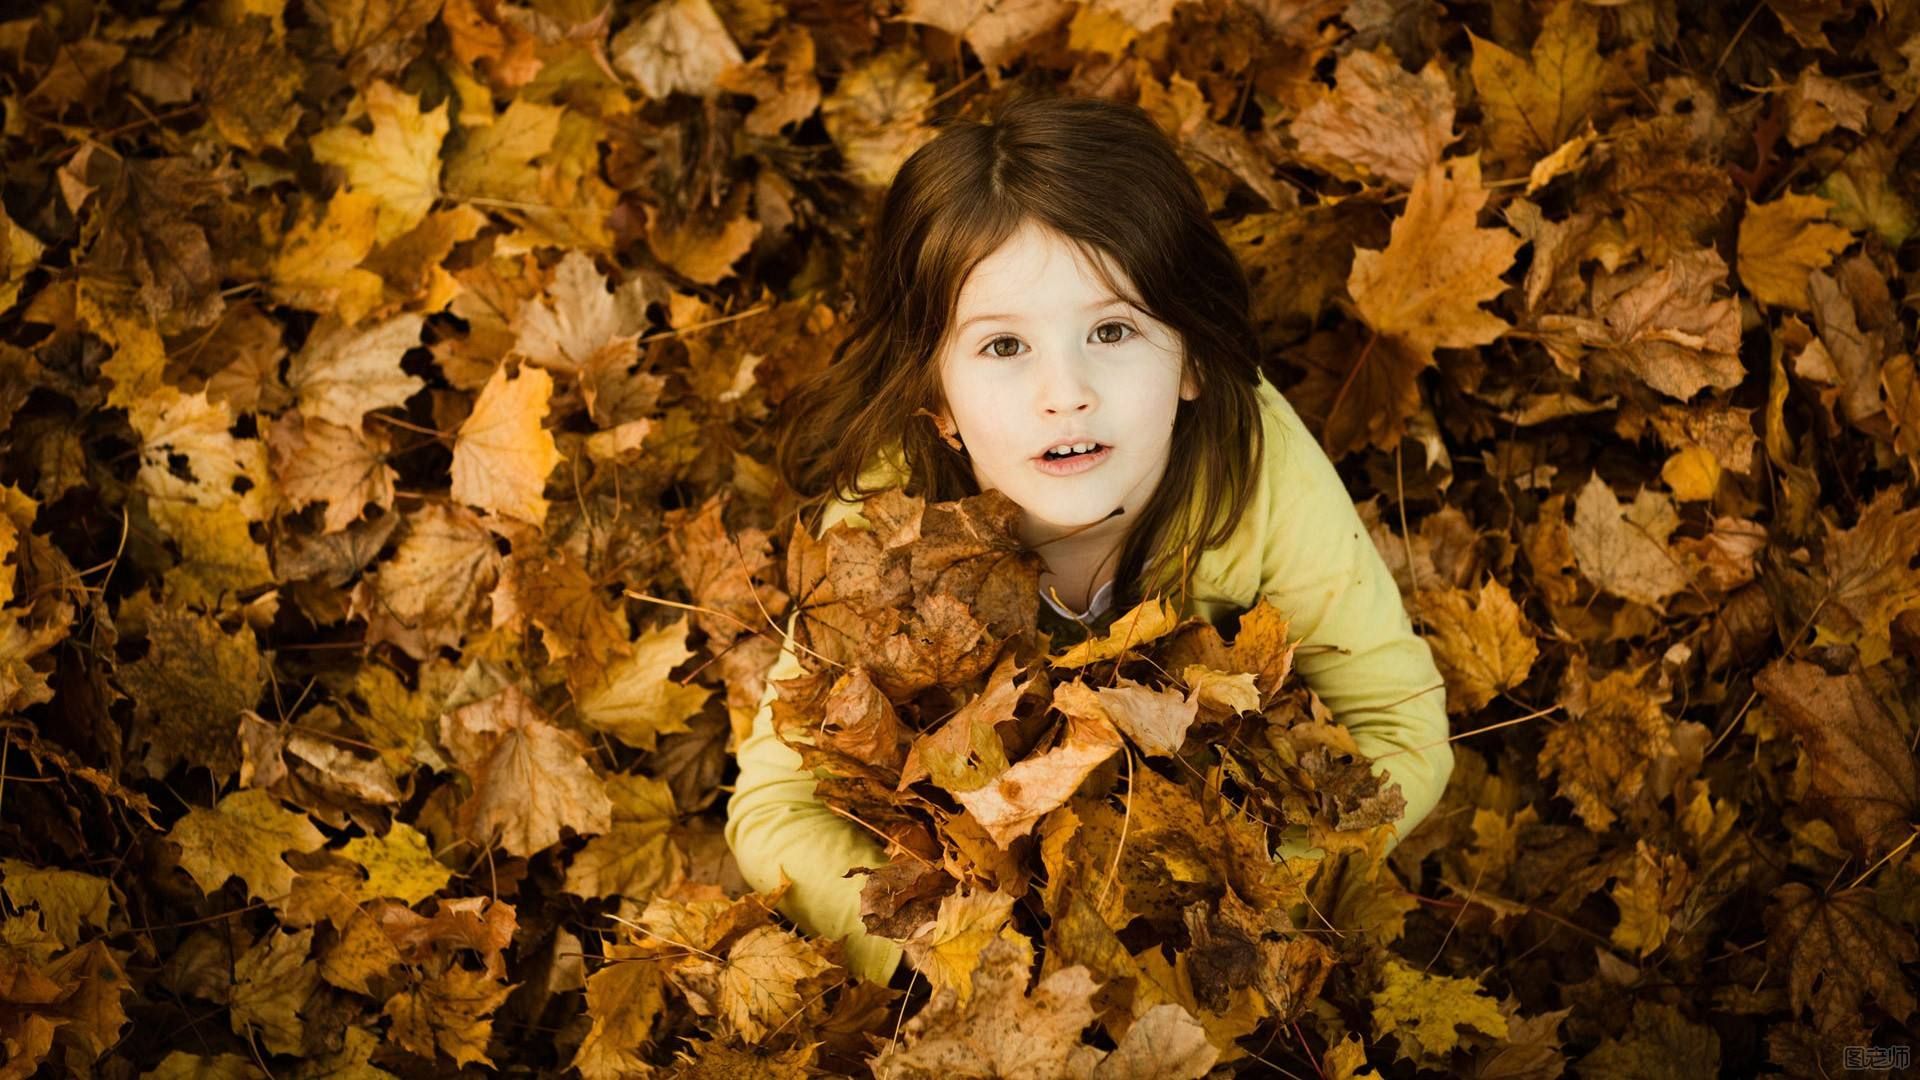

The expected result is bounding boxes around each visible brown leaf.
[1537,247,1743,401]
[1290,47,1456,188]
[1753,659,1920,859]
[440,684,614,857]
[1765,883,1919,1034]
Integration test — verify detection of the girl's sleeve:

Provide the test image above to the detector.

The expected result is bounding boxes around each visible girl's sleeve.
[1258,395,1455,862]
[723,610,905,984]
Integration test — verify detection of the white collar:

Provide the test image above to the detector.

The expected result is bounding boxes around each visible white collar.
[1040,578,1115,622]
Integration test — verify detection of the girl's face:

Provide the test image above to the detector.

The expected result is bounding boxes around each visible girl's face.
[935,219,1198,549]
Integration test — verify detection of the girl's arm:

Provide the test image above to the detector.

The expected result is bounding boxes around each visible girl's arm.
[1257,392,1456,861]
[724,610,906,985]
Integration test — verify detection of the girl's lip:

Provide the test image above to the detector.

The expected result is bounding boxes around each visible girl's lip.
[1033,444,1112,476]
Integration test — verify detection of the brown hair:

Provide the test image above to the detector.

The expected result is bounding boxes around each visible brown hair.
[772,91,1267,612]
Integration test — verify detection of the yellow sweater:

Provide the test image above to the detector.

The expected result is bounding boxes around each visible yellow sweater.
[724,375,1454,984]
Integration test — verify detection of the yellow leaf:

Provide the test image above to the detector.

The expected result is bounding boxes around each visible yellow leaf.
[167,788,327,903]
[901,887,1029,1003]
[1348,154,1522,363]
[340,822,452,905]
[443,97,563,203]
[1369,955,1509,1065]
[451,362,563,526]
[0,859,111,949]
[319,910,405,996]
[1737,191,1853,310]
[1660,445,1721,502]
[271,191,386,322]
[573,942,667,1080]
[710,925,836,1042]
[1468,0,1606,168]
[821,46,938,189]
[141,1051,265,1080]
[951,710,1122,848]
[1413,578,1539,714]
[310,80,449,244]
[1050,595,1181,668]
[575,614,713,751]
[229,928,318,1055]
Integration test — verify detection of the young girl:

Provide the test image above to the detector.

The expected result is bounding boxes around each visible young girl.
[724,93,1453,986]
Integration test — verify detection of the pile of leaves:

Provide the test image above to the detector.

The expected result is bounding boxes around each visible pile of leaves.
[1,0,1919,1076]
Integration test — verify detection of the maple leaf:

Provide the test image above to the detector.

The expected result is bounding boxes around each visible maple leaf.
[1467,0,1606,169]
[267,413,397,534]
[339,822,452,906]
[1596,116,1734,263]
[1607,838,1690,958]
[167,788,328,904]
[671,924,837,1043]
[1765,882,1919,1034]
[643,182,763,287]
[270,191,386,323]
[116,607,266,781]
[1737,192,1853,310]
[1055,677,1197,758]
[229,928,319,1055]
[1567,474,1691,610]
[1753,660,1920,859]
[668,495,789,647]
[898,653,1024,790]
[1348,153,1523,364]
[563,774,686,901]
[900,887,1031,1003]
[896,0,1075,72]
[439,683,614,857]
[512,249,641,383]
[0,860,111,949]
[489,546,632,687]
[1535,247,1743,401]
[575,615,713,752]
[1812,486,1920,665]
[822,46,939,189]
[870,935,1102,1079]
[286,312,427,430]
[310,80,449,244]
[1290,46,1457,188]
[714,23,823,136]
[611,0,744,100]
[1540,658,1674,832]
[1286,320,1429,457]
[451,362,564,527]
[573,942,667,1080]
[1413,578,1539,713]
[1051,596,1182,669]
[1370,955,1510,1065]
[384,964,515,1068]
[443,96,563,206]
[348,503,502,660]
[951,709,1123,849]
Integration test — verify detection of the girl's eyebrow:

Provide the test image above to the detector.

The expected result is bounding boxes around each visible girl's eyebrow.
[955,297,1131,334]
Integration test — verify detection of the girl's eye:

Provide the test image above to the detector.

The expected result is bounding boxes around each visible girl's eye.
[980,321,1136,358]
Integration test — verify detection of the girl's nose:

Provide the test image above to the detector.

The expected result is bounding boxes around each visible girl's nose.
[1037,349,1098,415]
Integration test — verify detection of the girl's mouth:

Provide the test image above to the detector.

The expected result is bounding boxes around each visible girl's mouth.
[1033,444,1111,476]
